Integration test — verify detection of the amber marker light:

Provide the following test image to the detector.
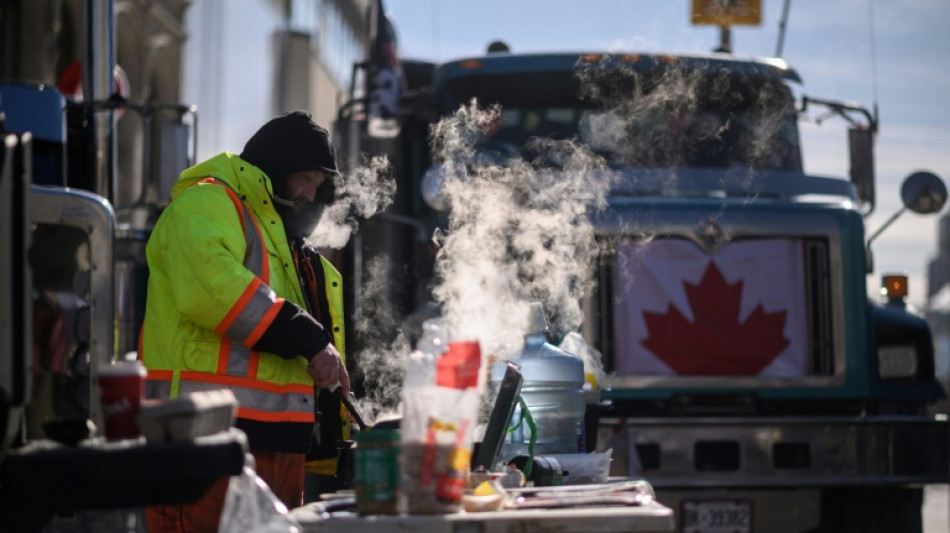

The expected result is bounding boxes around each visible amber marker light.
[881,273,908,300]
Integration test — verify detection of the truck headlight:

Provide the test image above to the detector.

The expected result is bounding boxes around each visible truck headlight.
[877,345,918,378]
[421,164,451,212]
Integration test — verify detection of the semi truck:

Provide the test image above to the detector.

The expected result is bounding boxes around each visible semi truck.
[335,41,950,533]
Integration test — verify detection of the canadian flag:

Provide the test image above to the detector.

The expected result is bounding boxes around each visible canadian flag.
[613,238,809,377]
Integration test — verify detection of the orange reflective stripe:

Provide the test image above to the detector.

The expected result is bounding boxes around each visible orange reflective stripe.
[223,190,248,243]
[237,407,314,423]
[196,177,248,244]
[250,210,270,284]
[216,278,264,336]
[146,369,174,380]
[245,298,283,347]
[217,336,231,374]
[248,351,261,379]
[179,371,312,395]
[137,323,145,361]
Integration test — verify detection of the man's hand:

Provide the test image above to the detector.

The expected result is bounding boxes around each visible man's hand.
[306,343,350,396]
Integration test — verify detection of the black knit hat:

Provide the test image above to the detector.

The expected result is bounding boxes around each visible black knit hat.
[240,111,339,201]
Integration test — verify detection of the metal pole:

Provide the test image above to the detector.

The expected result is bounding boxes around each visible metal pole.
[82,0,116,203]
[866,206,906,247]
[776,0,792,58]
[717,25,732,54]
[350,118,363,321]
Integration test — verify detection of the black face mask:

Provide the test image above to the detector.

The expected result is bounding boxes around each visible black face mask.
[273,177,337,239]
[274,199,324,239]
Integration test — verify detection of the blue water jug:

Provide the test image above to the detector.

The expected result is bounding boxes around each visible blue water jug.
[491,304,586,463]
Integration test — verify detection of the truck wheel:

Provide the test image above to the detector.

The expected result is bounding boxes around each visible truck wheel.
[813,487,923,533]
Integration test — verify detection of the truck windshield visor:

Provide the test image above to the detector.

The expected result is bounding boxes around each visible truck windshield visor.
[438,66,801,172]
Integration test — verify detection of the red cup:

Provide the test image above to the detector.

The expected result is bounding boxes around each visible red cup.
[98,361,147,439]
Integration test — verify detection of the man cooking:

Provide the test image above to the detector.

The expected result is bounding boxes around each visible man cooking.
[140,111,351,532]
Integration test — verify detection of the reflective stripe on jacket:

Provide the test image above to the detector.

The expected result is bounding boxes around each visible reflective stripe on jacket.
[140,152,345,453]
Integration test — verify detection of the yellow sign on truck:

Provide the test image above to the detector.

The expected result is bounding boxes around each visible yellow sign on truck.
[692,0,761,26]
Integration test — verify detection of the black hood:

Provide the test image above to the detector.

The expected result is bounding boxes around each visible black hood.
[240,110,339,203]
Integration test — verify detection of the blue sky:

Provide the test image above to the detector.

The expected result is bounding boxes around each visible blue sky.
[185,0,950,308]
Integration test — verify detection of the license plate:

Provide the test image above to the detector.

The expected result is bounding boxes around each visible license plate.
[681,500,752,533]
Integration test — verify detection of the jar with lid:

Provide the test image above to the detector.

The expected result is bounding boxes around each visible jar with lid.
[354,429,400,515]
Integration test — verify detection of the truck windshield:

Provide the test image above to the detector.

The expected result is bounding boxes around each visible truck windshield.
[437,62,802,172]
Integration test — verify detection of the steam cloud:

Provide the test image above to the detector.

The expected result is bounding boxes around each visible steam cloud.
[430,100,612,357]
[305,153,401,424]
[576,61,796,182]
[309,154,397,249]
[351,255,410,424]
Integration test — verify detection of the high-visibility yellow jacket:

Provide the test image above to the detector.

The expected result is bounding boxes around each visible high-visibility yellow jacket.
[140,151,347,455]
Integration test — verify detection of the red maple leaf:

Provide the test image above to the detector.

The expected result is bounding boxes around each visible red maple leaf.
[641,261,789,375]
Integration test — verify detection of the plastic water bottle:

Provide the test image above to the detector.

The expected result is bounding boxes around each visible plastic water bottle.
[491,303,586,463]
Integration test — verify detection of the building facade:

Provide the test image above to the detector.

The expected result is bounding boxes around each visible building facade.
[927,212,950,409]
[280,0,368,127]
[184,0,368,161]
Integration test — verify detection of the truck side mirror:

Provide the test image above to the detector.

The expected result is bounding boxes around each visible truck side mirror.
[849,127,875,213]
[865,170,946,273]
[900,170,947,215]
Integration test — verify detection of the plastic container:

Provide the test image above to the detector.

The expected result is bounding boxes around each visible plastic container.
[136,388,237,441]
[537,451,612,485]
[491,304,586,463]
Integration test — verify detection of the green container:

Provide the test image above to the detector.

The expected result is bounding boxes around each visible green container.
[354,429,400,515]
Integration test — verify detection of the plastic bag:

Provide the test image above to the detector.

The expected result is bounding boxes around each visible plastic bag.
[549,449,613,485]
[559,331,611,390]
[219,454,302,533]
[399,323,482,514]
